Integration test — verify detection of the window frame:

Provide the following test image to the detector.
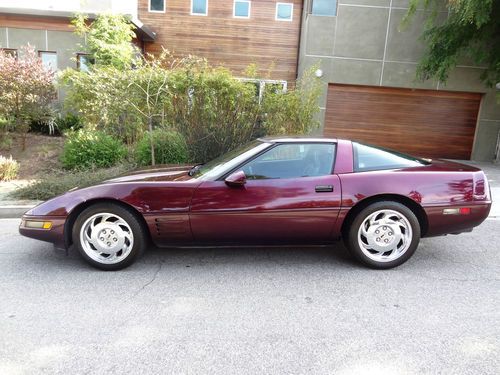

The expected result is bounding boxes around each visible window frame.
[191,0,208,16]
[220,142,337,181]
[275,2,294,22]
[310,0,338,17]
[148,0,166,13]
[233,0,251,19]
[38,50,58,71]
[0,48,18,59]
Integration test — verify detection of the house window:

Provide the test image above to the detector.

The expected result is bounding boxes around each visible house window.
[276,3,293,21]
[0,48,18,58]
[191,0,208,15]
[238,78,287,103]
[311,0,337,16]
[38,51,57,71]
[234,0,251,18]
[77,53,94,72]
[149,0,165,12]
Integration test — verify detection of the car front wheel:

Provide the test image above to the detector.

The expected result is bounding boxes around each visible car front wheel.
[346,201,421,269]
[72,203,147,270]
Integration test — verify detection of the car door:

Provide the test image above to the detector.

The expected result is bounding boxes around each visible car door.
[189,142,342,243]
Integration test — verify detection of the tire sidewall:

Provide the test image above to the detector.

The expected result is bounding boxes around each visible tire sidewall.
[72,203,146,271]
[347,201,421,269]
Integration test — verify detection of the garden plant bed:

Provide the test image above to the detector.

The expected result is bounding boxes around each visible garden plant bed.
[0,133,64,180]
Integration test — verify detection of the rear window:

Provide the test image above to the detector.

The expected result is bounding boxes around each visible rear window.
[353,142,430,172]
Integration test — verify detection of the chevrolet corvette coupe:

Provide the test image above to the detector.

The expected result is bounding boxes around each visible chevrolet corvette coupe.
[20,137,491,270]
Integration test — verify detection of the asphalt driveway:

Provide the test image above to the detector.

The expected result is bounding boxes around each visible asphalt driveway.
[1,216,499,374]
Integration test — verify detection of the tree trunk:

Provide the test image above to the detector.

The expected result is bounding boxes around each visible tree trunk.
[148,117,155,166]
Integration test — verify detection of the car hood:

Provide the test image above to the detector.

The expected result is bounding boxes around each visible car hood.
[103,164,194,183]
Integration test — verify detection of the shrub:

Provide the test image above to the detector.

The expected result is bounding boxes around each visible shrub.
[136,129,189,166]
[61,51,321,163]
[31,112,83,135]
[61,129,127,169]
[0,155,19,181]
[10,164,132,201]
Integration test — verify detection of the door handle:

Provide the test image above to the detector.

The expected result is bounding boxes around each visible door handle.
[315,185,334,193]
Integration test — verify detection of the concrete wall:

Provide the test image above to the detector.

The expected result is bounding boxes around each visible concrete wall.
[298,0,500,161]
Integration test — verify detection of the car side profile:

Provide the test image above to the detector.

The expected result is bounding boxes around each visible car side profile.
[19,137,492,270]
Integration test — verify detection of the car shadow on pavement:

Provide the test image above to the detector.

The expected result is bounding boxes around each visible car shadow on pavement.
[23,240,360,271]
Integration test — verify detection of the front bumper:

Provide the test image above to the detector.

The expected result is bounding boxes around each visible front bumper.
[19,215,67,249]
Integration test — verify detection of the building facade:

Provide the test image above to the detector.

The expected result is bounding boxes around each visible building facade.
[138,0,303,83]
[1,0,499,161]
[0,0,154,86]
[298,0,499,161]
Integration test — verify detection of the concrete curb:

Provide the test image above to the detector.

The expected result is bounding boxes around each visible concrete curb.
[0,202,40,219]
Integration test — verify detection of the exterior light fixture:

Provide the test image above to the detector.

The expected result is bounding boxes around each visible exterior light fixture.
[315,69,323,78]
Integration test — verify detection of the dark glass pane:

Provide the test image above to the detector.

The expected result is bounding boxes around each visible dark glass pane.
[242,143,335,179]
[1,49,17,58]
[234,1,250,17]
[150,0,164,11]
[312,0,337,16]
[353,142,430,172]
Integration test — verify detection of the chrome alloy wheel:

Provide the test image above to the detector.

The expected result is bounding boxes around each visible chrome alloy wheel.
[79,213,134,265]
[357,209,413,262]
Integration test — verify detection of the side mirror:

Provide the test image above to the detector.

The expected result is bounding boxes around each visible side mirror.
[225,170,247,187]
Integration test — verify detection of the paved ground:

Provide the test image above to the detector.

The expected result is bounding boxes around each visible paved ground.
[1,217,499,374]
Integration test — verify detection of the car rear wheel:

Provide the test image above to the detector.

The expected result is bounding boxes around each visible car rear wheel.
[345,201,421,269]
[72,203,147,270]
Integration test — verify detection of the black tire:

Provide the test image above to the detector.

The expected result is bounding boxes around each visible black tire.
[72,202,147,270]
[344,201,421,269]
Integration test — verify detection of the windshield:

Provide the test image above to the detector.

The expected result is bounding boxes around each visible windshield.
[192,140,270,179]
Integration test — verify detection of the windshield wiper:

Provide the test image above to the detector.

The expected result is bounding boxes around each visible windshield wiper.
[188,163,203,176]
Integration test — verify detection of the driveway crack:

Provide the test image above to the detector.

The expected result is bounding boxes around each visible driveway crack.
[132,258,163,297]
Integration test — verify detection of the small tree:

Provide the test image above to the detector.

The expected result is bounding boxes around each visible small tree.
[72,13,137,69]
[403,0,499,87]
[0,45,56,149]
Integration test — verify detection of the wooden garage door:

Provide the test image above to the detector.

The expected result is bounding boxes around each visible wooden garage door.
[324,84,482,159]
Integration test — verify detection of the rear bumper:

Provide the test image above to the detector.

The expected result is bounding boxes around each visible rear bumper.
[19,215,67,249]
[424,203,491,237]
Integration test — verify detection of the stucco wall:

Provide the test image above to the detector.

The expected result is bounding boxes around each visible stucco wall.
[298,0,500,161]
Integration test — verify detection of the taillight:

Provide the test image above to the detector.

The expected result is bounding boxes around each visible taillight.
[443,208,471,215]
[473,172,490,201]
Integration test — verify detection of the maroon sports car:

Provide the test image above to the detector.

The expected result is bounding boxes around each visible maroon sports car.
[20,137,491,270]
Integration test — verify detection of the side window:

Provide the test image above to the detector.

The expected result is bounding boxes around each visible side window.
[241,143,335,180]
[353,142,429,172]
